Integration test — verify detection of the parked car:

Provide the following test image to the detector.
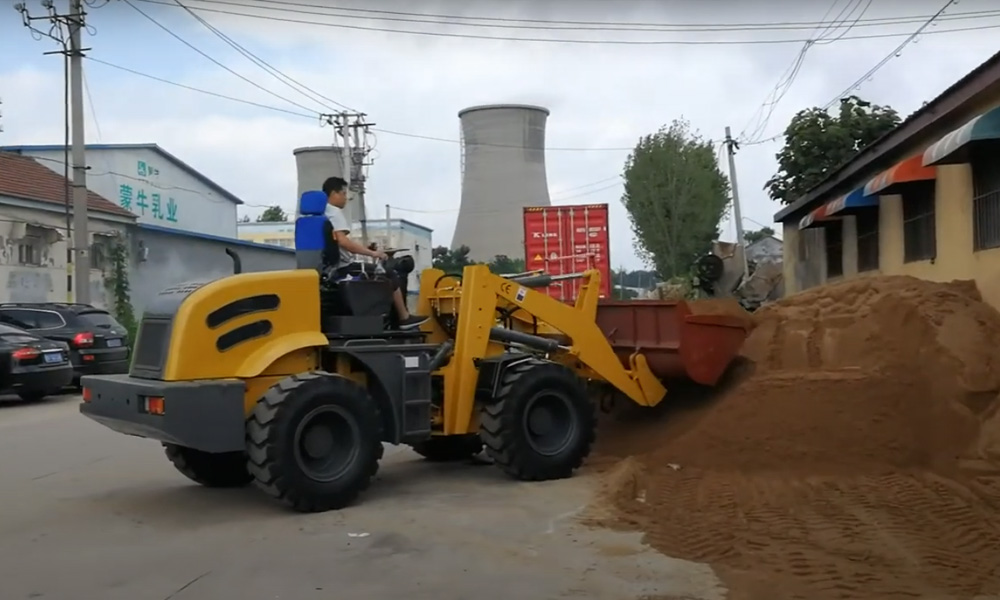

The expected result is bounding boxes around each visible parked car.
[0,303,130,386]
[0,322,73,401]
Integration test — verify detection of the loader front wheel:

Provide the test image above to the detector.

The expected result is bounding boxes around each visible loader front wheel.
[480,359,596,481]
[246,372,384,513]
[163,443,252,488]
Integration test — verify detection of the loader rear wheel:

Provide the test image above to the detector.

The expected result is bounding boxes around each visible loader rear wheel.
[246,372,384,513]
[410,435,484,462]
[479,359,596,481]
[163,443,252,488]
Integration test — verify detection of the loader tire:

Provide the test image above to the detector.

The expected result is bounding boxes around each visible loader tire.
[163,443,252,488]
[410,435,483,462]
[246,372,384,513]
[479,359,596,481]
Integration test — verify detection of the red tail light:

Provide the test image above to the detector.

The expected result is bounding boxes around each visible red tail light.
[73,332,95,348]
[12,348,40,361]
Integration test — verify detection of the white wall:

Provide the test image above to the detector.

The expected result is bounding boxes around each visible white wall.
[22,147,239,239]
[0,196,131,307]
[130,227,295,316]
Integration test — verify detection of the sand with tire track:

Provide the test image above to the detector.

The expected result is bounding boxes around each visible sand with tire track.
[587,275,1000,599]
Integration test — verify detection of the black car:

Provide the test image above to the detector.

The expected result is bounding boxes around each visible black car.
[0,303,130,385]
[0,322,73,401]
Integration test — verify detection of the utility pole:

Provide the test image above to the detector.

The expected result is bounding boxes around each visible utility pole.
[724,126,749,283]
[322,111,376,247]
[16,0,91,303]
[68,0,90,303]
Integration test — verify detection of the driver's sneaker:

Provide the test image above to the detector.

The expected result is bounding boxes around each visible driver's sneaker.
[399,314,429,330]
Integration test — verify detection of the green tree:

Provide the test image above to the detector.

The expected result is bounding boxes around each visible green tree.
[766,95,900,205]
[432,245,476,273]
[487,255,525,274]
[745,226,775,244]
[622,119,731,279]
[257,205,288,222]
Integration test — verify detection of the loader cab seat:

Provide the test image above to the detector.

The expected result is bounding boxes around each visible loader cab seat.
[294,190,394,335]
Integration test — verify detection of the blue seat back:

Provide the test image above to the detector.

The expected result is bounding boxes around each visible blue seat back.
[295,191,328,270]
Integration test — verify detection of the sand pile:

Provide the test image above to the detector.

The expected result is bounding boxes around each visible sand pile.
[588,275,1000,599]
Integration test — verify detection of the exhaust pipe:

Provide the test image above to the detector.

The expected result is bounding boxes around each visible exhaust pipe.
[225,248,242,274]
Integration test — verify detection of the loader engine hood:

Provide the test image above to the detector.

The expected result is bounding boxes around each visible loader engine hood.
[128,270,325,381]
[128,280,213,380]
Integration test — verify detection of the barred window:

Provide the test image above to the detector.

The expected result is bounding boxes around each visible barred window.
[902,181,936,262]
[973,155,1000,251]
[825,220,843,278]
[856,210,880,272]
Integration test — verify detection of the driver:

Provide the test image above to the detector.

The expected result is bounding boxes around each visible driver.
[323,176,428,330]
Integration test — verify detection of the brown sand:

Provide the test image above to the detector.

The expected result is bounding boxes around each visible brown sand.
[587,275,1000,599]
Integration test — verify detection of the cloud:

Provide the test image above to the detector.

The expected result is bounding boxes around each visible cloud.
[2,0,999,269]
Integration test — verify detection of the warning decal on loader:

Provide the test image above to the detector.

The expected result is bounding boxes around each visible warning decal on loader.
[515,287,527,302]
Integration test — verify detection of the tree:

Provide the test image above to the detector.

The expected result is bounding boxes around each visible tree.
[238,214,251,223]
[621,119,731,280]
[766,95,901,205]
[487,255,525,274]
[744,226,775,244]
[257,205,288,222]
[432,245,476,273]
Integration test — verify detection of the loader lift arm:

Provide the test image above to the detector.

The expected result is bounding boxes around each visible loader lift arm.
[437,264,667,436]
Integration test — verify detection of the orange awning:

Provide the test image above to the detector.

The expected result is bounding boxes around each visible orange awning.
[863,154,936,196]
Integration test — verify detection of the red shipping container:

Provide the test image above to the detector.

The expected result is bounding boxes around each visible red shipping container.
[522,204,612,303]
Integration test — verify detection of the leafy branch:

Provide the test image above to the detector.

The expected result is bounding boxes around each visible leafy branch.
[104,237,138,347]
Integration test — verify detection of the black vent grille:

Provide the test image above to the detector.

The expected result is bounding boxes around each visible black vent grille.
[131,318,170,374]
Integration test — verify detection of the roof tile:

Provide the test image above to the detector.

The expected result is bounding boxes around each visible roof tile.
[0,151,136,218]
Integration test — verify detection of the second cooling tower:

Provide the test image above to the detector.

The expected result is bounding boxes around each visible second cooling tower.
[452,104,551,262]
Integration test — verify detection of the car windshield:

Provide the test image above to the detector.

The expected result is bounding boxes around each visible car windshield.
[78,311,120,329]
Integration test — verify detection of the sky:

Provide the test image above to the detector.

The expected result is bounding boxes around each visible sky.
[1,0,999,270]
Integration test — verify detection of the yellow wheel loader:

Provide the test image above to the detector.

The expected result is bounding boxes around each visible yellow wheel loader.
[79,192,748,513]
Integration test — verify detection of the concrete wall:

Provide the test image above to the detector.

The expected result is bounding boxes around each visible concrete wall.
[15,147,239,239]
[129,225,295,315]
[0,195,131,307]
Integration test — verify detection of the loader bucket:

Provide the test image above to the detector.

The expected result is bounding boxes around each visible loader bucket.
[595,299,750,386]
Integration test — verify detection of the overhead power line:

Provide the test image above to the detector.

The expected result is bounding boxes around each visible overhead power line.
[123,0,321,115]
[130,0,1000,46]
[83,57,640,151]
[744,0,959,146]
[172,0,359,113]
[176,0,1000,33]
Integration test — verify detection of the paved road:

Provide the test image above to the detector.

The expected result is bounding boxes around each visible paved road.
[0,394,724,600]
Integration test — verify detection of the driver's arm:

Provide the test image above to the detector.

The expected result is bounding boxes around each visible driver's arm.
[334,230,379,257]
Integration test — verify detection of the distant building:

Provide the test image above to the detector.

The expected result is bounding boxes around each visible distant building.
[238,218,433,296]
[0,145,293,314]
[0,143,243,239]
[0,151,135,305]
[746,235,783,263]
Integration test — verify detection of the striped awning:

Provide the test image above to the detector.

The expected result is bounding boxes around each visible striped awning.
[922,104,1000,166]
[864,154,936,196]
[798,187,876,230]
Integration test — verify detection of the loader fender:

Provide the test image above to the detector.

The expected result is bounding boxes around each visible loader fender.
[473,353,536,404]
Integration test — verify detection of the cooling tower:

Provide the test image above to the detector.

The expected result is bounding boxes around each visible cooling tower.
[452,104,551,262]
[292,146,362,222]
